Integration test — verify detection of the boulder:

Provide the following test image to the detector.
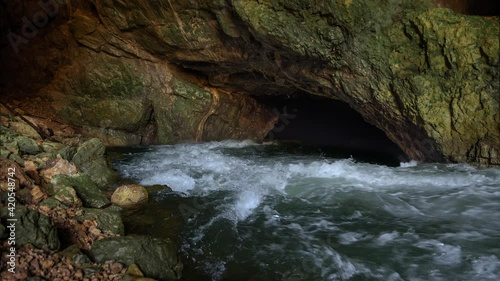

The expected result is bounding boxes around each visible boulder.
[60,244,92,264]
[77,208,124,236]
[71,138,118,186]
[3,205,60,250]
[3,140,19,155]
[40,197,68,210]
[24,160,39,172]
[9,121,42,140]
[58,146,77,161]
[52,174,109,208]
[111,184,148,208]
[40,141,66,153]
[8,153,24,166]
[53,185,82,207]
[90,235,183,281]
[124,263,158,281]
[24,161,42,185]
[16,136,41,155]
[0,146,11,159]
[40,156,79,182]
[29,185,48,204]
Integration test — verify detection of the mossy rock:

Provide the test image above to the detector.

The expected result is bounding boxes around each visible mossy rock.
[8,153,24,166]
[60,244,92,264]
[58,146,77,161]
[77,208,124,236]
[1,146,12,159]
[40,197,68,209]
[1,205,59,250]
[41,141,66,153]
[71,138,118,187]
[52,174,109,208]
[90,235,183,280]
[9,121,42,140]
[17,136,40,155]
[53,185,82,207]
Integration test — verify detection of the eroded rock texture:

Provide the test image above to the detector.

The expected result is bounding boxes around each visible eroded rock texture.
[1,0,499,166]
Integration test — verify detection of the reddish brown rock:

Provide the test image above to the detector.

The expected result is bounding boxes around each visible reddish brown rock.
[30,185,48,204]
[0,159,32,191]
[40,156,79,183]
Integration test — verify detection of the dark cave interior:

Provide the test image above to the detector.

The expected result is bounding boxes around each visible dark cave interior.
[435,0,500,15]
[256,94,407,165]
[468,0,500,15]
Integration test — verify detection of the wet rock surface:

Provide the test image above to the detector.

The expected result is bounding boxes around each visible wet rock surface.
[0,245,127,281]
[2,0,497,166]
[90,235,183,281]
[71,138,119,187]
[0,110,178,280]
[1,205,59,251]
[111,184,149,208]
[52,174,110,209]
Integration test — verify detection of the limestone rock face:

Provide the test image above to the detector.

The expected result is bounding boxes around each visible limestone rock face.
[0,0,498,166]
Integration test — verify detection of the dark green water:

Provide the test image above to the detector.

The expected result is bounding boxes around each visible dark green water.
[112,141,500,281]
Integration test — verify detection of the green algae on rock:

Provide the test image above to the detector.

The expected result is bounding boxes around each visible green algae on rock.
[77,208,124,236]
[71,138,119,187]
[52,174,110,209]
[2,206,60,250]
[0,0,498,166]
[90,235,183,280]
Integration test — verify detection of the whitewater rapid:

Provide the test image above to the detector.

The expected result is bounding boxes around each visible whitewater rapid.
[114,140,500,281]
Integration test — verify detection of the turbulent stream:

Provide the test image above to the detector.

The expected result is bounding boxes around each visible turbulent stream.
[112,141,500,281]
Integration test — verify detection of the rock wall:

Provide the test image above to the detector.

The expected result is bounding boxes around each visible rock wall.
[0,0,277,146]
[1,0,498,166]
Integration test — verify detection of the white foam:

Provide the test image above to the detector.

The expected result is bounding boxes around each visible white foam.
[140,169,196,193]
[233,190,262,221]
[400,160,419,167]
[433,244,462,265]
[115,140,500,227]
[339,232,371,245]
[287,160,497,189]
[471,255,500,280]
[118,141,500,196]
[414,239,463,265]
[111,141,500,281]
[375,231,400,246]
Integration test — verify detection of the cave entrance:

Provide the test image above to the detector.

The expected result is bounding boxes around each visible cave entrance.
[433,0,500,16]
[256,94,406,165]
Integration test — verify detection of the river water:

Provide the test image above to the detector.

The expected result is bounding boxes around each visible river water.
[112,141,500,281]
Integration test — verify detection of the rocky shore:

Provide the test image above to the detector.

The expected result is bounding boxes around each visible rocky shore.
[0,104,183,281]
